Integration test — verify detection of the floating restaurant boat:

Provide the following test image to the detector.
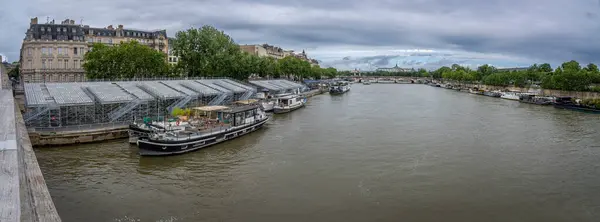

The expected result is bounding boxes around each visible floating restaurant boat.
[483,90,502,97]
[128,117,189,144]
[553,97,600,113]
[273,94,307,114]
[519,94,554,105]
[500,91,522,100]
[468,88,485,95]
[136,104,270,156]
[329,81,351,94]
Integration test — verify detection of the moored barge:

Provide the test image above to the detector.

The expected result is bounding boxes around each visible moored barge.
[137,104,270,156]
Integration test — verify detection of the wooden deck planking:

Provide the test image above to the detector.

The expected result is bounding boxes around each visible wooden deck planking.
[1,88,19,221]
[16,105,61,222]
[0,67,61,222]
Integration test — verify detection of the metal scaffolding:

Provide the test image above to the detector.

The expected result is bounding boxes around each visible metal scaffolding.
[23,78,264,130]
[249,79,306,94]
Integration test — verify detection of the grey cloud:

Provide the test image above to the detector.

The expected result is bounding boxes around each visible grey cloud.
[2,0,600,69]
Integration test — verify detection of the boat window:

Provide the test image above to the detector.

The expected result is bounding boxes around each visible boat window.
[235,112,244,126]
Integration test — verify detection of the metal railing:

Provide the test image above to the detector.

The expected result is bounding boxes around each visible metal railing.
[208,93,228,105]
[109,99,142,121]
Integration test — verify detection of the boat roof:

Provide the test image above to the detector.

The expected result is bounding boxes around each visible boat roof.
[274,93,293,97]
[277,95,298,99]
[222,104,260,113]
[234,99,258,105]
[192,105,229,112]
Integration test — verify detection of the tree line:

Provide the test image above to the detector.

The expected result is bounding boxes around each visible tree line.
[433,61,600,92]
[83,25,338,80]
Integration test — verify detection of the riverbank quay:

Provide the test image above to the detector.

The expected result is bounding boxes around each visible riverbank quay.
[29,123,129,146]
[301,88,327,98]
[436,82,600,99]
[0,64,61,221]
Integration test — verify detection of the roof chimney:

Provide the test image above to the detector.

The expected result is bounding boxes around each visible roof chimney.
[30,17,38,24]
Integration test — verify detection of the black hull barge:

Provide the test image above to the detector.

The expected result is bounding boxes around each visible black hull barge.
[137,104,270,156]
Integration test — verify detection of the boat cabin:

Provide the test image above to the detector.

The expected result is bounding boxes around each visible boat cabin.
[233,99,259,106]
[218,105,263,127]
[275,95,302,107]
[554,97,575,105]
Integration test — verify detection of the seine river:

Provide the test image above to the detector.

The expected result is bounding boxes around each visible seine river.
[37,84,600,222]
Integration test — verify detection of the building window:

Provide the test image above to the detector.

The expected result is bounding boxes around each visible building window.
[41,27,45,32]
[42,59,46,69]
[48,48,53,55]
[64,60,69,69]
[108,39,112,44]
[97,38,101,43]
[80,47,84,55]
[58,47,63,55]
[88,38,93,43]
[27,48,32,56]
[74,48,78,55]
[58,59,62,69]
[41,47,47,55]
[48,59,53,69]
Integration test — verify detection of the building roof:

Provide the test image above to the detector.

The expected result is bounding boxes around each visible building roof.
[23,78,255,107]
[249,79,305,91]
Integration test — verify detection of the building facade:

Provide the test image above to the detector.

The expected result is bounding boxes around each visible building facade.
[240,44,294,60]
[167,37,179,65]
[376,64,413,72]
[19,18,88,85]
[19,17,168,87]
[84,24,168,54]
[240,44,319,66]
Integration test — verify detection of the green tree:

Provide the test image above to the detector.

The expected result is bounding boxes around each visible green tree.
[417,68,428,77]
[476,64,496,80]
[83,41,168,79]
[173,26,242,78]
[538,63,552,73]
[433,66,451,79]
[8,64,19,79]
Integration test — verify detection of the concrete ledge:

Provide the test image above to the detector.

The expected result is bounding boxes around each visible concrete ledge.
[16,105,61,221]
[29,126,128,146]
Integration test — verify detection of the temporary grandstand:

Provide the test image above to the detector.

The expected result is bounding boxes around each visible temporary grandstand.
[248,79,306,94]
[23,78,257,129]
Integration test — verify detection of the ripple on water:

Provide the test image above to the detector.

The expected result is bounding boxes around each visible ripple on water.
[36,85,600,222]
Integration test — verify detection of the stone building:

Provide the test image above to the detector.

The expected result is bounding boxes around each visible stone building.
[167,37,179,65]
[19,17,168,87]
[240,44,293,60]
[293,50,319,66]
[240,44,319,66]
[84,24,168,54]
[376,63,413,72]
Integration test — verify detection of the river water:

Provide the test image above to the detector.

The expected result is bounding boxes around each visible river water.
[37,84,600,222]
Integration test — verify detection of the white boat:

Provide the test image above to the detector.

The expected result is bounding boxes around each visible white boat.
[500,91,521,100]
[273,94,307,114]
[260,100,275,112]
[329,81,351,94]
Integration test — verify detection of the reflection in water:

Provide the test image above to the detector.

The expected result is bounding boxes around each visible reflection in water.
[37,85,600,222]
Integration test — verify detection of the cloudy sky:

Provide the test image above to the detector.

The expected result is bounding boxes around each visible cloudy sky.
[1,0,600,70]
